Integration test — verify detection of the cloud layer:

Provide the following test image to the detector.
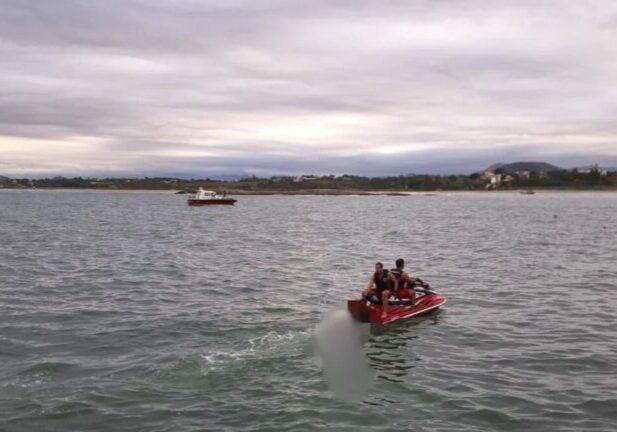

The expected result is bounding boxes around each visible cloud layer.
[2,0,617,177]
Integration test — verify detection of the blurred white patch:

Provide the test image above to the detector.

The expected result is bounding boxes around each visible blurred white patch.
[314,309,373,402]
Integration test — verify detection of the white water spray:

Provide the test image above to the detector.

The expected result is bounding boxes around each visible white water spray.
[313,309,373,402]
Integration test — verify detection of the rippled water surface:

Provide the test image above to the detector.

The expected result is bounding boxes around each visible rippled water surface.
[1,190,616,432]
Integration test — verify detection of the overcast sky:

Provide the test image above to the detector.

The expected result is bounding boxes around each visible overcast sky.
[1,0,617,178]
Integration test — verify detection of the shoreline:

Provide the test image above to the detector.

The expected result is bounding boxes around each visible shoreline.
[2,187,617,195]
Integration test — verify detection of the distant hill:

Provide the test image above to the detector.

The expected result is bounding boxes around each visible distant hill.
[485,161,562,174]
[485,163,504,171]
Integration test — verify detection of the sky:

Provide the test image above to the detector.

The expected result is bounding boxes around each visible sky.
[1,0,617,178]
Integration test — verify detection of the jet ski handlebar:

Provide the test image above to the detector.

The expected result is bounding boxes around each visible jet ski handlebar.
[413,278,431,290]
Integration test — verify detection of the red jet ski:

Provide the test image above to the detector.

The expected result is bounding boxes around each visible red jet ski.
[348,288,446,325]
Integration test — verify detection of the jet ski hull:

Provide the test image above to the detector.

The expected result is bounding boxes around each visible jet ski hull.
[348,292,446,325]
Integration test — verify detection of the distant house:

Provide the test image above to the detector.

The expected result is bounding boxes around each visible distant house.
[293,175,320,182]
[482,170,500,189]
[482,170,515,189]
[580,164,608,176]
[482,169,495,181]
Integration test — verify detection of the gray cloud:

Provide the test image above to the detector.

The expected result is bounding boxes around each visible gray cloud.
[1,0,617,177]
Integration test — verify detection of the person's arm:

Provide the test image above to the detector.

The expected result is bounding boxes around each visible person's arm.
[389,273,398,291]
[366,275,374,291]
[403,271,416,285]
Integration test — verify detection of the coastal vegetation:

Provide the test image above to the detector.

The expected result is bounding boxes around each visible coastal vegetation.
[1,165,616,192]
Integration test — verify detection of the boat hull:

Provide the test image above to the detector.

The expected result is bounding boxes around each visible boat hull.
[188,199,237,206]
[348,292,446,325]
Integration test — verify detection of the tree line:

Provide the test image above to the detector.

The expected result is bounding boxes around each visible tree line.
[2,169,616,191]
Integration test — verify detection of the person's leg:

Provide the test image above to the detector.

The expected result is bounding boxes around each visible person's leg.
[362,288,374,298]
[406,278,416,305]
[381,289,390,318]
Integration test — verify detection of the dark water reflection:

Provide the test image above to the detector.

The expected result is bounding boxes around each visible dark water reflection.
[365,313,442,383]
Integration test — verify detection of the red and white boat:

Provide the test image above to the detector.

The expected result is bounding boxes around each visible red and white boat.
[187,188,237,206]
[348,289,446,325]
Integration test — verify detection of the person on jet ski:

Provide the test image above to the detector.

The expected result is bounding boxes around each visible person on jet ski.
[362,262,398,318]
[390,258,417,304]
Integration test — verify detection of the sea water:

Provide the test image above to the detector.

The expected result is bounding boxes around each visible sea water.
[1,190,616,431]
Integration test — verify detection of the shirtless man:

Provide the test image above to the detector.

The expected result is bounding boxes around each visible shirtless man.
[362,262,398,318]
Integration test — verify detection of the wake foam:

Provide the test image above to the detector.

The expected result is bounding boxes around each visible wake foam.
[199,330,311,373]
